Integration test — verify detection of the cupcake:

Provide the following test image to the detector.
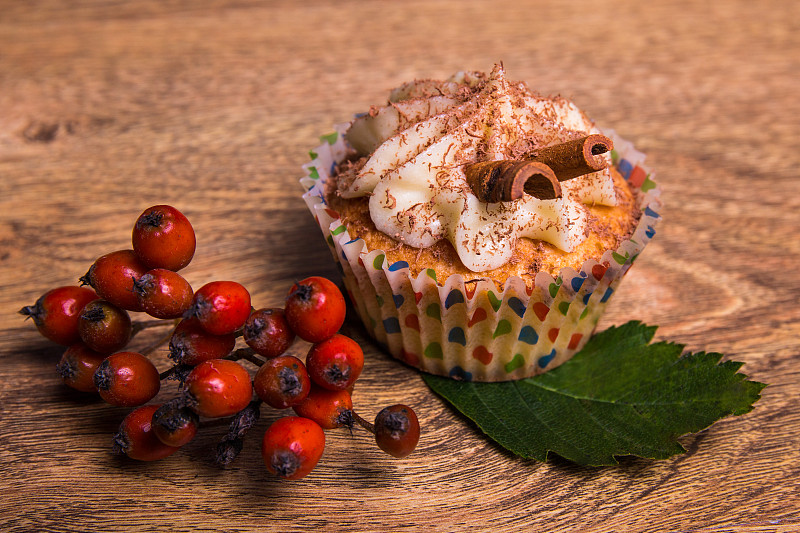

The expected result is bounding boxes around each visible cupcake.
[301,65,661,381]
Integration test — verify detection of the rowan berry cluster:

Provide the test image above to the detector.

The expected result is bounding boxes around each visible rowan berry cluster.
[20,205,419,479]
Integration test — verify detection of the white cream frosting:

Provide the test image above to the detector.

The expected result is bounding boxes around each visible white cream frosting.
[340,65,617,273]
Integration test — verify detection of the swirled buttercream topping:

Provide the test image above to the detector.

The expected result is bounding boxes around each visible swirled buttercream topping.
[339,65,617,272]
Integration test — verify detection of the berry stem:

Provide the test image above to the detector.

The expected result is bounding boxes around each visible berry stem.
[157,346,264,382]
[131,318,176,335]
[140,320,181,356]
[352,411,375,434]
[159,363,192,382]
[241,351,266,367]
[229,347,266,367]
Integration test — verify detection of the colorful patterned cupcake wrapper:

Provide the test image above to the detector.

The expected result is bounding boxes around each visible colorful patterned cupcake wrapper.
[301,126,662,381]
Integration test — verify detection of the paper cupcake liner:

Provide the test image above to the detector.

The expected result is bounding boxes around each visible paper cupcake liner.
[300,126,662,381]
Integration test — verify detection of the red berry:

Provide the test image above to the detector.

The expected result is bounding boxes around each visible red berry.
[132,205,196,271]
[261,416,325,480]
[151,401,199,447]
[56,343,106,392]
[19,286,98,345]
[374,404,420,458]
[78,300,132,354]
[133,268,193,319]
[284,276,346,343]
[305,333,363,391]
[253,355,311,409]
[188,281,251,336]
[292,385,353,429]
[93,351,160,407]
[168,317,236,366]
[112,404,180,461]
[184,359,253,418]
[80,250,148,312]
[243,308,295,358]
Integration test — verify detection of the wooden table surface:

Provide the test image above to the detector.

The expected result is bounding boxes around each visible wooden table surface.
[2,1,798,531]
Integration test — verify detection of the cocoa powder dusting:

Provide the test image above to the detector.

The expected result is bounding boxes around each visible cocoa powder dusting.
[322,67,643,285]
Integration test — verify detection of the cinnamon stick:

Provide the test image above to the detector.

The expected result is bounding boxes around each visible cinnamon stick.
[464,160,561,203]
[464,134,614,202]
[529,134,613,182]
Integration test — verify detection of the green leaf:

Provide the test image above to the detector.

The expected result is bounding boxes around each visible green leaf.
[423,321,766,466]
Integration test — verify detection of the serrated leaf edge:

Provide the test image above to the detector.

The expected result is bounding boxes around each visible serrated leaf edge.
[423,322,767,466]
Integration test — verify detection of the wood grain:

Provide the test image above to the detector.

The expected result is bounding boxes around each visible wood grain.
[1,1,799,531]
